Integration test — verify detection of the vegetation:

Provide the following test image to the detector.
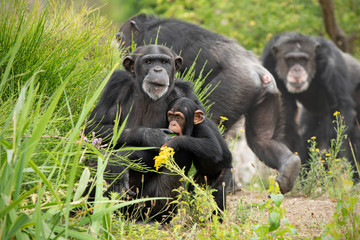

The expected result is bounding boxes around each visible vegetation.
[0,0,359,239]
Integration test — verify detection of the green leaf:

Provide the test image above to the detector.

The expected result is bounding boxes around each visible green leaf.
[271,193,284,208]
[73,167,91,202]
[268,211,281,232]
[5,213,32,240]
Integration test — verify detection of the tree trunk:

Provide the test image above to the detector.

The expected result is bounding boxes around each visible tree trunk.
[318,0,350,52]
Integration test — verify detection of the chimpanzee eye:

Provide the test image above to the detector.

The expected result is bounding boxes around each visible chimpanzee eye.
[145,60,151,64]
[161,60,167,64]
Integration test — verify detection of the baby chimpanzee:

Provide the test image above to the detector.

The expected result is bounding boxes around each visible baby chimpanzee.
[164,97,233,211]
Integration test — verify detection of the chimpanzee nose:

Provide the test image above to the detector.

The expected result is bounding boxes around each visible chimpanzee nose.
[153,67,162,73]
[293,66,301,72]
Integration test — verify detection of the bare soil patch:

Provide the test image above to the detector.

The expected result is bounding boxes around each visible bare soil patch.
[228,191,338,239]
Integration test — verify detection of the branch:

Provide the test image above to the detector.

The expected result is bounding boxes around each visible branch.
[318,0,350,52]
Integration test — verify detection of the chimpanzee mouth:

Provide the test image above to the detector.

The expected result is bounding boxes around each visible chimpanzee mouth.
[142,80,170,101]
[287,82,309,93]
[148,81,169,87]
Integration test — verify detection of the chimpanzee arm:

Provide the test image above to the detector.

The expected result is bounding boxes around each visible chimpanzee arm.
[245,76,301,194]
[317,40,356,127]
[164,121,225,165]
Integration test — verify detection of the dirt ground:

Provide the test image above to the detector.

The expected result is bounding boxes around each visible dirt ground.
[227,191,340,239]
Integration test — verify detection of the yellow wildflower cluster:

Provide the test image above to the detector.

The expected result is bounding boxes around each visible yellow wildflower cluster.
[220,116,228,121]
[333,111,340,116]
[154,146,175,171]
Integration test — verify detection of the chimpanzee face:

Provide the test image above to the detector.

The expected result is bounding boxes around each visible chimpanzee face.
[167,110,186,136]
[140,53,172,100]
[272,37,319,93]
[123,45,182,101]
[167,97,205,136]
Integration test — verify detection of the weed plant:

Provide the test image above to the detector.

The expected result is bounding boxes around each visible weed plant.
[296,112,357,199]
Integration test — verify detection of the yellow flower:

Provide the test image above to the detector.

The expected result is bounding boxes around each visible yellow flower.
[153,146,175,171]
[294,152,298,155]
[333,111,340,116]
[220,116,228,121]
[321,160,325,163]
[311,136,316,140]
[315,148,319,152]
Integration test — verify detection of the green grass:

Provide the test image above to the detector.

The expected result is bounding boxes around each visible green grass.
[0,1,359,239]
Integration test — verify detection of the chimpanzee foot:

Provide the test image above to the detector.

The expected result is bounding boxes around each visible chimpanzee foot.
[276,154,301,194]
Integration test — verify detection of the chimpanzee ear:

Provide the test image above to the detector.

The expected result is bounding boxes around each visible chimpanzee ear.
[175,56,183,72]
[130,20,140,32]
[123,56,135,74]
[194,110,205,125]
[271,45,278,55]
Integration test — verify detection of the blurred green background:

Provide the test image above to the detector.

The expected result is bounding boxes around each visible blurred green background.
[80,0,360,57]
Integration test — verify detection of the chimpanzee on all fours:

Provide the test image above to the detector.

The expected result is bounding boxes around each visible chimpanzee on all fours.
[117,14,301,194]
[262,32,360,176]
[85,45,232,221]
[165,97,232,211]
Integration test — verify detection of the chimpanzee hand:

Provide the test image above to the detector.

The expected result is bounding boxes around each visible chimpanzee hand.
[118,128,172,147]
[162,137,181,151]
[160,128,174,135]
[141,128,173,147]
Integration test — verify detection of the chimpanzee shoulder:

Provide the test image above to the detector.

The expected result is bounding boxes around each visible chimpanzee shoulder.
[90,70,134,117]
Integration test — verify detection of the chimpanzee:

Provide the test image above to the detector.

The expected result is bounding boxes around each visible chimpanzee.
[262,32,360,175]
[164,97,232,211]
[85,44,223,221]
[116,14,301,194]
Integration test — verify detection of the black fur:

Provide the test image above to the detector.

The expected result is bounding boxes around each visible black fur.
[165,97,233,211]
[262,32,360,176]
[117,14,301,194]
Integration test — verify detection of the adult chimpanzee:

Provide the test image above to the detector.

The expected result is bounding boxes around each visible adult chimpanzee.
[116,14,301,194]
[86,44,227,221]
[165,97,232,211]
[262,32,360,175]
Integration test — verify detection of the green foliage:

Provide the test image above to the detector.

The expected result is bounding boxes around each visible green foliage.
[0,0,118,119]
[0,1,145,238]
